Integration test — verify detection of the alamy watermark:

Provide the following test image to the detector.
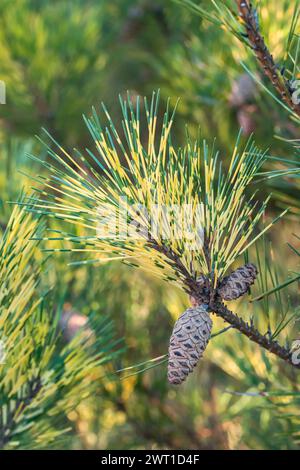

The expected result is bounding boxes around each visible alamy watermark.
[0,338,6,365]
[0,80,6,104]
[96,197,205,251]
[291,339,300,365]
[290,80,300,105]
[290,317,300,365]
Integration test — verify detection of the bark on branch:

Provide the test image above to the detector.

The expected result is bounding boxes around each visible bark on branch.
[210,300,299,369]
[236,0,300,117]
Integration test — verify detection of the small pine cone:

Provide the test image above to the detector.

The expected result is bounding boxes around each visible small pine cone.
[189,274,209,306]
[168,305,212,385]
[217,263,258,301]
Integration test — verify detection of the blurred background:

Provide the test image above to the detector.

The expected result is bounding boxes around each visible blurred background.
[1,0,300,450]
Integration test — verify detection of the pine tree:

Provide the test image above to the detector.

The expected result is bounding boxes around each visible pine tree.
[0,203,119,449]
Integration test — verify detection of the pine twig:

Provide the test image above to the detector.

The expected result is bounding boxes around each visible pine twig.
[149,236,300,370]
[210,300,300,369]
[236,0,300,117]
[0,377,42,448]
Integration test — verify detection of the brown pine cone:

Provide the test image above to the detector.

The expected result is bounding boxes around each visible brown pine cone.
[168,305,212,385]
[217,263,258,301]
[189,274,209,306]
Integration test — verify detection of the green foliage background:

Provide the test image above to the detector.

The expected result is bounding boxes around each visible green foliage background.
[1,0,300,449]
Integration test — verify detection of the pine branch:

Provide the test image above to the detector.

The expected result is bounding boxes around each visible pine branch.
[149,236,299,370]
[26,93,296,375]
[210,300,299,369]
[236,0,300,117]
[0,377,41,449]
[0,204,120,449]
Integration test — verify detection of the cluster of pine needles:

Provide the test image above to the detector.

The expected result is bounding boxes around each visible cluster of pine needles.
[25,91,285,290]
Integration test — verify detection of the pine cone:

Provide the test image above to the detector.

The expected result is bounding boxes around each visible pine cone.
[189,274,209,306]
[217,263,258,301]
[168,305,212,385]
